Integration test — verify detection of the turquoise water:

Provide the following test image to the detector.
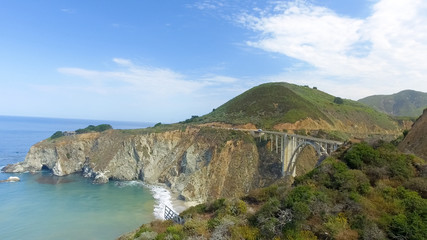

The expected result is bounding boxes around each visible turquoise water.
[0,116,161,240]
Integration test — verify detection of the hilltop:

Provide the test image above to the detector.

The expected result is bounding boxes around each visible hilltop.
[193,82,399,139]
[358,90,427,118]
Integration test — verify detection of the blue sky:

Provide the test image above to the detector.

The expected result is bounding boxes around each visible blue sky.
[1,0,426,123]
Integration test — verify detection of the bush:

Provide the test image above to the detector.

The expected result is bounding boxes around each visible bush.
[205,198,226,213]
[282,229,318,240]
[50,131,64,139]
[404,177,427,198]
[343,143,380,169]
[324,213,350,236]
[133,226,151,239]
[334,97,344,104]
[229,199,247,216]
[183,218,208,237]
[75,124,112,134]
[244,185,280,204]
[180,203,207,218]
[230,225,259,240]
[181,115,201,124]
[341,170,371,195]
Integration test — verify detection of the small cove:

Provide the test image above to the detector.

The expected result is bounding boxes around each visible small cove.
[0,116,180,240]
[0,171,156,240]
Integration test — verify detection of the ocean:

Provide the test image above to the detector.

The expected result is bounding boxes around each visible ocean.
[0,116,174,240]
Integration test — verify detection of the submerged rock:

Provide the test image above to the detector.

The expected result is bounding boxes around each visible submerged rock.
[0,176,20,183]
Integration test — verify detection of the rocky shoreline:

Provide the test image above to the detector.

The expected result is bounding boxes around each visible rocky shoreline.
[2,127,281,203]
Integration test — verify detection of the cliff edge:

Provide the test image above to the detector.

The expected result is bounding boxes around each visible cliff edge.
[2,127,281,203]
[399,109,427,160]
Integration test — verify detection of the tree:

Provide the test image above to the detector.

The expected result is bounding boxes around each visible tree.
[334,97,344,104]
[50,131,64,139]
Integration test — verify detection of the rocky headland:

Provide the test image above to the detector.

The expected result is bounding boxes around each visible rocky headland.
[2,127,281,203]
[3,82,414,204]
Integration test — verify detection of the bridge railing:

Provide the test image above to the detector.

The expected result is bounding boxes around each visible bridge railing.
[233,128,343,145]
[164,205,185,224]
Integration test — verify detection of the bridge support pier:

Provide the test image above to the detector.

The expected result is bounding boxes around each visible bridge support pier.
[250,129,342,178]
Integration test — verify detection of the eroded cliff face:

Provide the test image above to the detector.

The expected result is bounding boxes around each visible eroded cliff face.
[3,127,280,203]
[399,109,427,160]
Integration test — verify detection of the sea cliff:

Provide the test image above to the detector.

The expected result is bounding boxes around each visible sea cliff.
[3,127,280,203]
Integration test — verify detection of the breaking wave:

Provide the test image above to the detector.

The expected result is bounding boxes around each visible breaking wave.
[114,180,175,220]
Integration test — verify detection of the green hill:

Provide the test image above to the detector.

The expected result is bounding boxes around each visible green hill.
[358,90,427,118]
[197,82,398,133]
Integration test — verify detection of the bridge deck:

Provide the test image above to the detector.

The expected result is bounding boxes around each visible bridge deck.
[238,128,343,145]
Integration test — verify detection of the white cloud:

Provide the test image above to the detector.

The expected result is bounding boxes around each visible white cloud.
[58,59,203,96]
[112,58,133,67]
[239,0,427,99]
[52,59,248,122]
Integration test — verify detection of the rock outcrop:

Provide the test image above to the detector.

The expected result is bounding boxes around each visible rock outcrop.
[399,109,427,160]
[0,176,20,183]
[2,127,281,203]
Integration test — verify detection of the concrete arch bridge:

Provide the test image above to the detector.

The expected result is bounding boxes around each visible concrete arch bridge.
[249,130,343,177]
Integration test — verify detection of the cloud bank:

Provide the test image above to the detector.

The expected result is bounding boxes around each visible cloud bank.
[239,0,427,99]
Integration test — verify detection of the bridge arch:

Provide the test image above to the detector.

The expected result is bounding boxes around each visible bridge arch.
[285,141,329,177]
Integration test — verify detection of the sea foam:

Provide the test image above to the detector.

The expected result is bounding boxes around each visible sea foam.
[114,180,175,220]
[147,184,176,219]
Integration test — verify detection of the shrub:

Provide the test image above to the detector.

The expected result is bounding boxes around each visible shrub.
[386,154,414,179]
[210,217,235,240]
[75,124,112,134]
[181,115,201,124]
[50,131,64,139]
[183,218,208,237]
[230,225,259,240]
[334,97,344,104]
[343,143,380,169]
[244,184,280,203]
[133,226,151,239]
[341,170,371,194]
[205,198,226,213]
[282,229,317,240]
[324,213,350,236]
[180,203,207,218]
[404,177,427,198]
[229,199,247,216]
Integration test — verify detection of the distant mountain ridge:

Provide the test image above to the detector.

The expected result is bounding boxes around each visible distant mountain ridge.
[358,90,427,118]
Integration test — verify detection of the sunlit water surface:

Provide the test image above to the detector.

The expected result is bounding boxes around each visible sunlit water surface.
[0,116,166,240]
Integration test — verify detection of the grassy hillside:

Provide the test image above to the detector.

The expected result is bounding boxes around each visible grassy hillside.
[358,90,427,118]
[120,142,427,240]
[200,83,331,127]
[197,82,397,131]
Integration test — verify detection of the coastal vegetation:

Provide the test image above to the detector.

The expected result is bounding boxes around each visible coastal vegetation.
[50,124,113,139]
[75,124,112,134]
[121,141,426,240]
